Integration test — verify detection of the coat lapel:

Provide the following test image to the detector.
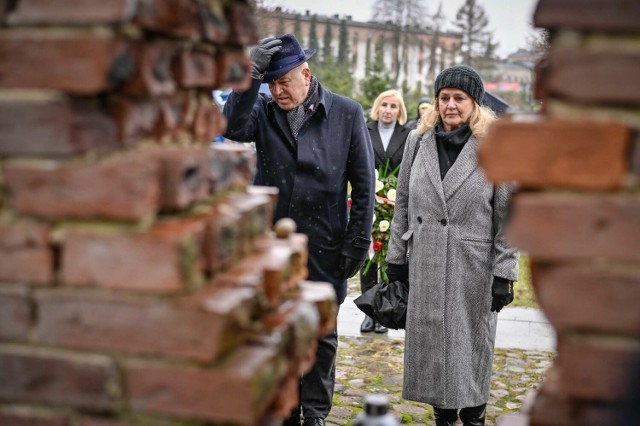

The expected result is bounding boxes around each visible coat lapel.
[442,135,480,201]
[368,122,386,167]
[385,124,407,160]
[268,103,297,151]
[421,131,446,206]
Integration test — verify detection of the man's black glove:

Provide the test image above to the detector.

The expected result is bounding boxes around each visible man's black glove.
[338,255,364,280]
[249,37,282,80]
[491,277,514,312]
[386,263,409,283]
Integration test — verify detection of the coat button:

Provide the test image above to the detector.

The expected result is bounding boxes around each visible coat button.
[417,216,423,223]
[440,219,447,226]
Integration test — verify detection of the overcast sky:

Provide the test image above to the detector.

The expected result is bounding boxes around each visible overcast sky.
[263,0,541,58]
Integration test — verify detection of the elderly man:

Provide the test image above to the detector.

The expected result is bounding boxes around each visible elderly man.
[223,34,375,426]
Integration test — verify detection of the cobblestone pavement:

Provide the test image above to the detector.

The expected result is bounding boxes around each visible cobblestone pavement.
[327,280,555,425]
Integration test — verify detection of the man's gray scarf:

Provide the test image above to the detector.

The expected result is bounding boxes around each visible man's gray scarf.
[286,77,319,141]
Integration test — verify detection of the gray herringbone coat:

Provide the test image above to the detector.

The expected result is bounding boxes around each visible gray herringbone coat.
[386,128,519,408]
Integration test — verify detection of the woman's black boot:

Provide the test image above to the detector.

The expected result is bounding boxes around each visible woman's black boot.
[433,407,458,426]
[459,403,486,426]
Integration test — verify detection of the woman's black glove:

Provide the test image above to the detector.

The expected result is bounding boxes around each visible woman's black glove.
[338,255,364,280]
[386,263,409,283]
[491,276,514,312]
[249,37,282,79]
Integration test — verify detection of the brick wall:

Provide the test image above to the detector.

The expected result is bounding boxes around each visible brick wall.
[480,1,640,425]
[0,1,336,425]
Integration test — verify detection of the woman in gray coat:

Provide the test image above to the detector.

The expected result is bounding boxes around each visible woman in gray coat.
[385,65,519,426]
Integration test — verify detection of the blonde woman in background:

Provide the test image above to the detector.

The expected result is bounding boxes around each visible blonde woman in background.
[359,89,411,334]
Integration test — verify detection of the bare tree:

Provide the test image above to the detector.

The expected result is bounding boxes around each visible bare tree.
[371,0,429,85]
[453,0,492,68]
[427,2,446,85]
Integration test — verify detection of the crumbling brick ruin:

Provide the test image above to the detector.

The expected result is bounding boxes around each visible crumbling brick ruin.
[481,1,640,424]
[0,1,336,425]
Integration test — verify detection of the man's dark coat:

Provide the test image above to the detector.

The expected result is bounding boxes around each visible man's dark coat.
[224,79,375,303]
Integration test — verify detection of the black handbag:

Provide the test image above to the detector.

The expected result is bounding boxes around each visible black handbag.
[353,280,409,330]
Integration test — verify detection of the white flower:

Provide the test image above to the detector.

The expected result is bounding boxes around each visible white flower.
[386,189,396,202]
[375,169,379,180]
[375,180,384,193]
[347,182,352,195]
[379,220,390,232]
[372,213,376,223]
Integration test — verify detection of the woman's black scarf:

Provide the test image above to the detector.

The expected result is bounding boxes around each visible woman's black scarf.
[434,122,472,180]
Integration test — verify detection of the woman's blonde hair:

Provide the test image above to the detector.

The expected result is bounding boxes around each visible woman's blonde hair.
[369,89,408,125]
[417,96,496,138]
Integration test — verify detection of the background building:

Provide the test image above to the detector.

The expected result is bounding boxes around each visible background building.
[258,8,463,95]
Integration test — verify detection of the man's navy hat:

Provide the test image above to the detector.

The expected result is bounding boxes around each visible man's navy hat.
[263,34,316,83]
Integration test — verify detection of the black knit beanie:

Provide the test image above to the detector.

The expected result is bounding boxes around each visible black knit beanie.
[434,65,485,105]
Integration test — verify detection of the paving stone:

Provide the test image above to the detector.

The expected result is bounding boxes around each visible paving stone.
[331,285,555,425]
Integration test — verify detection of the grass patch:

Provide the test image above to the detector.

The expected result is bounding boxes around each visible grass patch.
[512,255,538,309]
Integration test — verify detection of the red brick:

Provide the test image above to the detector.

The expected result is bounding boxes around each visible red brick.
[0,410,70,426]
[257,233,309,288]
[221,192,272,256]
[60,216,206,293]
[134,0,200,39]
[199,3,230,43]
[534,0,640,32]
[261,299,320,363]
[109,97,161,146]
[531,261,640,335]
[5,154,160,222]
[0,33,132,94]
[529,391,573,426]
[209,143,256,193]
[555,336,639,401]
[0,345,117,410]
[543,49,640,105]
[533,57,550,106]
[480,116,630,190]
[0,286,31,342]
[12,0,136,24]
[154,147,211,211]
[37,286,253,362]
[203,205,240,273]
[496,414,529,426]
[77,417,132,426]
[0,221,53,284]
[270,369,301,420]
[0,99,119,157]
[109,94,193,146]
[215,51,251,92]
[172,50,216,88]
[631,134,640,178]
[121,43,176,97]
[192,99,226,143]
[213,250,276,307]
[247,185,279,224]
[507,193,640,261]
[126,345,287,424]
[299,281,338,337]
[155,95,194,141]
[225,2,259,46]
[0,221,49,249]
